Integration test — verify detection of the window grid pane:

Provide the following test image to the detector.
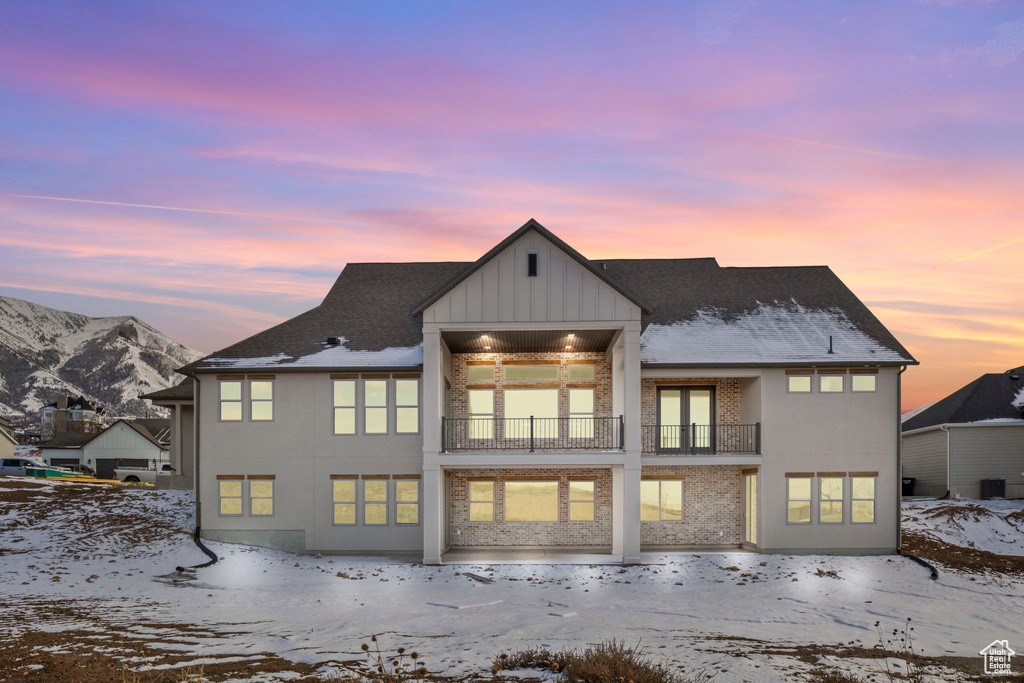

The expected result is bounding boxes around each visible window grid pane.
[852,477,876,523]
[250,480,273,516]
[819,375,844,393]
[219,480,242,515]
[220,381,242,421]
[332,479,357,525]
[250,381,273,421]
[787,478,812,523]
[568,481,595,521]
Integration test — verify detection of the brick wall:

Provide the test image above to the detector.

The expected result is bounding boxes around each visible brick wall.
[640,378,742,427]
[640,464,742,547]
[447,467,612,547]
[449,352,613,420]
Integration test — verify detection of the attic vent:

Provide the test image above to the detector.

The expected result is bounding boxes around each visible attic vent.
[326,337,341,346]
[527,253,538,277]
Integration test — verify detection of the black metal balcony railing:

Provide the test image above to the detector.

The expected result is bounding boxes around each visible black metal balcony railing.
[441,416,624,452]
[641,423,761,455]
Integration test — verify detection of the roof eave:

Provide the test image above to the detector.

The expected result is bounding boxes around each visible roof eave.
[192,365,425,375]
[642,360,916,369]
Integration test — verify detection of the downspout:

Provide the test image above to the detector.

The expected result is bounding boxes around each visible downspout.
[897,365,906,552]
[176,374,217,571]
[938,425,951,499]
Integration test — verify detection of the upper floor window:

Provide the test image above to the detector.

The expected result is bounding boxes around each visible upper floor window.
[468,389,494,439]
[220,381,243,421]
[569,388,595,438]
[568,363,595,380]
[395,379,420,434]
[851,373,877,392]
[364,380,388,434]
[504,364,558,381]
[333,380,356,434]
[250,380,274,421]
[787,375,812,393]
[505,388,558,438]
[467,364,494,382]
[819,374,845,393]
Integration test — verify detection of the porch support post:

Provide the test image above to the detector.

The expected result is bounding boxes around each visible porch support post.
[622,325,642,453]
[611,465,624,556]
[422,466,444,565]
[622,464,642,564]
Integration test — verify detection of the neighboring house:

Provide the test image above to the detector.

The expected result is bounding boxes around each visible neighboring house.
[902,365,1024,499]
[41,418,170,479]
[40,395,105,440]
[176,219,916,563]
[141,380,195,490]
[0,417,16,460]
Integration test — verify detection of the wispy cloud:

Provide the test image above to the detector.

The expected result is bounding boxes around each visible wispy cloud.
[941,17,1024,66]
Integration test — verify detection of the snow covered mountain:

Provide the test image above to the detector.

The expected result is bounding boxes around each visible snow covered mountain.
[0,296,203,419]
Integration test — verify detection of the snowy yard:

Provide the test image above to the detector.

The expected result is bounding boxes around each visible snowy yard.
[1,478,1021,682]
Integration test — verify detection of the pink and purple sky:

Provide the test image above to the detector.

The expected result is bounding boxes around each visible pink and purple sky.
[1,1,1022,411]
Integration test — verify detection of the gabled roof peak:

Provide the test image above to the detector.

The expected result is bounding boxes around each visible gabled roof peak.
[409,219,654,316]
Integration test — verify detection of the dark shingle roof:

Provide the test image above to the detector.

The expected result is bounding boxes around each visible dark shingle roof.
[140,380,194,402]
[43,395,102,412]
[902,366,1024,431]
[181,225,915,372]
[124,419,170,448]
[40,432,99,449]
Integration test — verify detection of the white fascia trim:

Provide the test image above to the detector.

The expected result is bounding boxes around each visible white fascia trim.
[902,421,1024,436]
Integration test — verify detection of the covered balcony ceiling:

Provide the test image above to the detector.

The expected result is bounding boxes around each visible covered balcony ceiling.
[442,328,618,354]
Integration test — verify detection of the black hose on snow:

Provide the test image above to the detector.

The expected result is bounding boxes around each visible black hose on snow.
[175,526,218,572]
[897,548,938,580]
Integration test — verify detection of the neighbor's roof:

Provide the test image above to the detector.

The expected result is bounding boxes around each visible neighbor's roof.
[0,426,16,446]
[43,395,102,412]
[181,223,915,372]
[140,380,194,402]
[902,365,1024,432]
[40,432,99,449]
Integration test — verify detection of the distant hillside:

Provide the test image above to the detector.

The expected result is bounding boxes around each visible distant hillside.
[0,296,203,419]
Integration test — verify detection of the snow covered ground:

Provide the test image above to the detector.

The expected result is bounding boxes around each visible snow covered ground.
[1,478,1021,682]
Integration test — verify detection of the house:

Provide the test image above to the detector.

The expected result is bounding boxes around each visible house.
[175,219,916,563]
[141,380,195,490]
[0,417,16,460]
[41,418,170,479]
[902,365,1024,499]
[40,395,105,440]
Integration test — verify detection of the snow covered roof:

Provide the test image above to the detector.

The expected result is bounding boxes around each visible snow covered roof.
[182,223,915,373]
[140,379,194,402]
[902,365,1024,431]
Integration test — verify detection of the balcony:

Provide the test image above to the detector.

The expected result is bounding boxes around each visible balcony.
[641,423,761,455]
[441,416,624,453]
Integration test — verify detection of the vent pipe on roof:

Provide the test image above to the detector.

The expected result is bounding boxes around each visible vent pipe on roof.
[827,335,834,354]
[326,337,341,346]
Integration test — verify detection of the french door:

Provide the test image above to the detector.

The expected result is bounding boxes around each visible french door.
[657,386,715,453]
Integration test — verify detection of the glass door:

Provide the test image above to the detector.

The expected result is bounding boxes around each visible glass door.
[657,386,715,453]
[744,473,758,546]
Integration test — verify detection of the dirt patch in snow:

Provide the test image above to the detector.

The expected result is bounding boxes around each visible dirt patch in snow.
[902,531,1024,577]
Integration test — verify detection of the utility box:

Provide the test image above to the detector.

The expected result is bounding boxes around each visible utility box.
[901,477,916,496]
[980,478,1006,500]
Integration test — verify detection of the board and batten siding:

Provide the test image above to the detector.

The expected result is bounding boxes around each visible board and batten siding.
[423,230,641,324]
[901,429,948,497]
[950,426,1024,499]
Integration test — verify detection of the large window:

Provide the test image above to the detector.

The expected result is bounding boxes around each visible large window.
[568,388,595,438]
[852,477,876,523]
[250,380,274,421]
[568,363,595,380]
[640,480,683,521]
[504,388,559,439]
[395,379,420,434]
[333,380,356,434]
[468,389,494,439]
[219,479,243,515]
[819,477,844,523]
[395,479,420,524]
[332,479,356,525]
[504,481,559,522]
[249,479,274,516]
[787,478,812,523]
[364,479,388,524]
[220,381,242,421]
[364,380,388,434]
[468,481,494,522]
[504,364,558,381]
[568,480,595,521]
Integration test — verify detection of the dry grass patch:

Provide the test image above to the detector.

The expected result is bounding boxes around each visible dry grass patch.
[494,639,713,683]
